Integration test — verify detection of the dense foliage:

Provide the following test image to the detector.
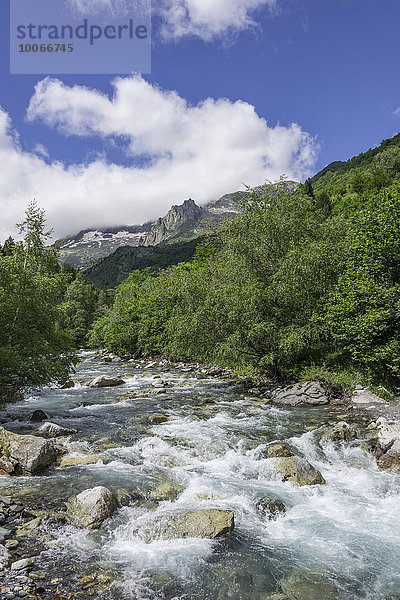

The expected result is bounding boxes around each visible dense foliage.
[88,133,400,390]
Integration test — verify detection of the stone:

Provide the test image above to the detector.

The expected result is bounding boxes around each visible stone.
[0,527,11,542]
[256,498,286,520]
[67,486,117,529]
[86,376,125,388]
[271,382,329,406]
[60,380,75,389]
[322,421,358,442]
[11,558,34,571]
[351,388,387,410]
[29,410,48,423]
[35,422,77,439]
[146,509,234,541]
[148,413,169,425]
[375,417,400,472]
[280,569,337,600]
[149,481,183,502]
[267,444,295,458]
[0,427,59,475]
[273,456,326,486]
[0,544,10,568]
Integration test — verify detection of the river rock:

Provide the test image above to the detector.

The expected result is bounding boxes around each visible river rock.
[350,388,387,410]
[375,417,400,472]
[149,413,169,425]
[29,409,48,423]
[146,509,234,541]
[273,456,326,486]
[271,382,329,406]
[267,444,295,458]
[149,481,183,502]
[11,557,34,571]
[255,498,286,520]
[0,543,10,568]
[0,427,60,475]
[322,421,358,442]
[86,376,125,388]
[61,380,75,389]
[68,486,117,529]
[35,422,77,439]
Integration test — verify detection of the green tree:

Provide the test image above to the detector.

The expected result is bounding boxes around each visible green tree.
[0,202,74,400]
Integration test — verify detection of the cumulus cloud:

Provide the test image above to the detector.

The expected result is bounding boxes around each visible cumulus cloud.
[0,76,318,241]
[154,0,278,41]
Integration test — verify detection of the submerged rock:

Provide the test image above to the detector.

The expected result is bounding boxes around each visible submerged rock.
[280,568,337,600]
[322,421,358,443]
[273,456,326,486]
[67,486,117,529]
[271,382,329,407]
[61,380,75,389]
[86,376,125,388]
[59,453,110,467]
[255,498,286,520]
[146,509,234,541]
[375,417,400,472]
[0,427,60,475]
[35,421,77,439]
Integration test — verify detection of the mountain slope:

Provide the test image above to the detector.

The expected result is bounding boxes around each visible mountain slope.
[83,237,205,288]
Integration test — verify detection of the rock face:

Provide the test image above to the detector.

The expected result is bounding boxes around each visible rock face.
[322,421,358,442]
[375,417,400,472]
[271,382,329,406]
[68,486,117,529]
[273,456,326,486]
[86,376,125,388]
[29,410,48,423]
[143,199,205,246]
[35,422,77,439]
[0,427,59,475]
[147,509,234,541]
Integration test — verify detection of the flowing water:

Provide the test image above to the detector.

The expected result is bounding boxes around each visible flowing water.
[2,352,400,600]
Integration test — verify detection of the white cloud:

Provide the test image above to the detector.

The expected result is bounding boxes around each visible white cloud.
[154,0,278,41]
[0,76,318,242]
[394,107,400,116]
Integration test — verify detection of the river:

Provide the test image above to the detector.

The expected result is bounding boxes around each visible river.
[2,351,400,600]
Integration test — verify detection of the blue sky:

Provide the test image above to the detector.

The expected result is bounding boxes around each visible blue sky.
[1,0,400,239]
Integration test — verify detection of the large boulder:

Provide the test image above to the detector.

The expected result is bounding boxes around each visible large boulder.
[0,427,60,475]
[35,422,77,439]
[86,376,125,388]
[146,509,234,541]
[375,417,400,472]
[267,444,295,458]
[273,456,326,486]
[271,382,328,407]
[350,387,387,411]
[67,486,117,529]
